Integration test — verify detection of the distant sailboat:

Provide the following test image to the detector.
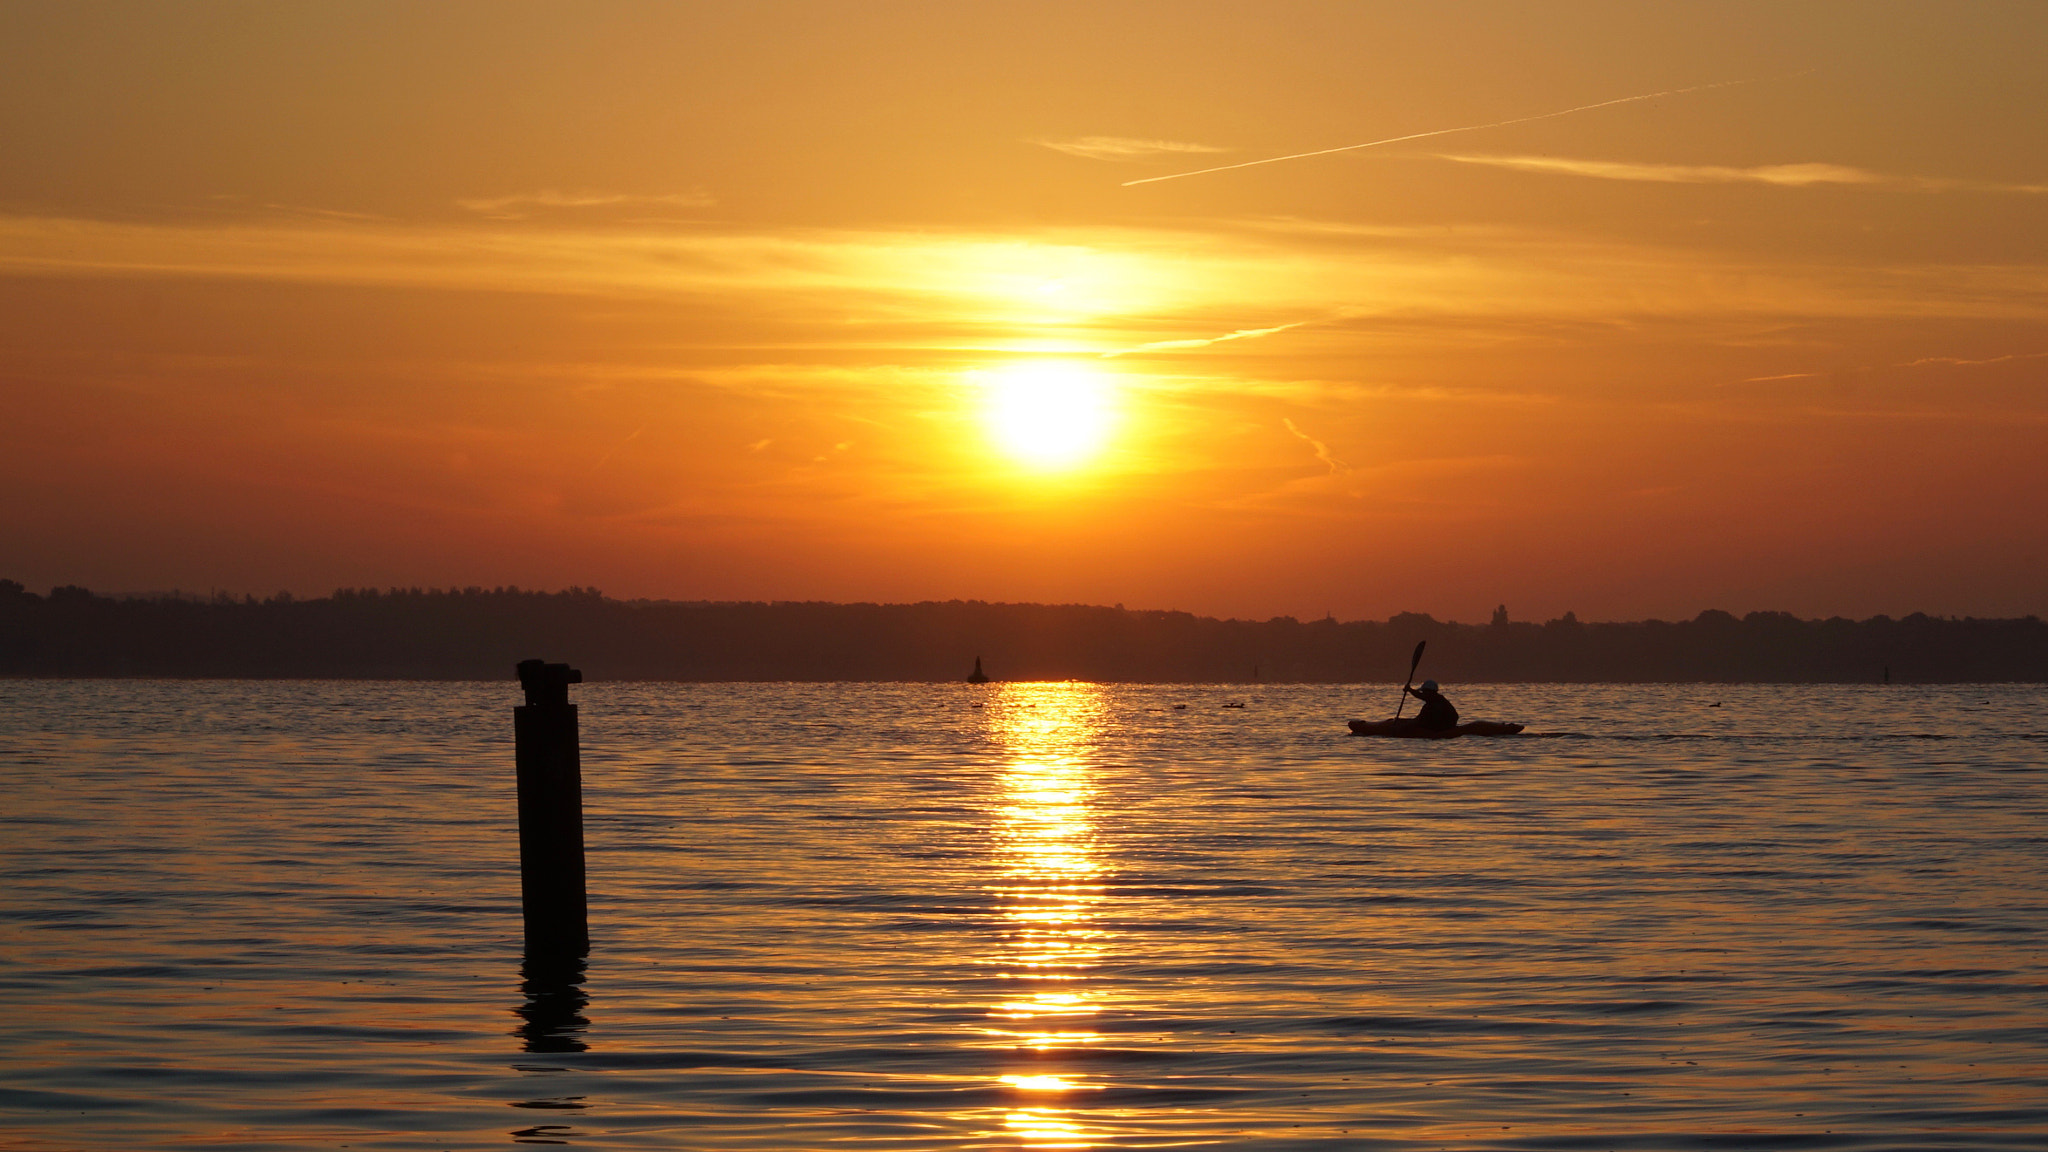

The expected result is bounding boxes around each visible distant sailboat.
[966,656,990,684]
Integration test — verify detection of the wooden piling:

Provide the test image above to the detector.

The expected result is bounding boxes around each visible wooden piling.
[515,659,588,957]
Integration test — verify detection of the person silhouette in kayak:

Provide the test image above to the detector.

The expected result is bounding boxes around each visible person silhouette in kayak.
[1404,680,1460,731]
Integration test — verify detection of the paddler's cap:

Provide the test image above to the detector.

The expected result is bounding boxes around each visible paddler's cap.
[1420,680,1438,692]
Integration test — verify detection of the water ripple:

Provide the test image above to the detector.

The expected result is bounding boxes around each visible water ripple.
[1,680,2044,1148]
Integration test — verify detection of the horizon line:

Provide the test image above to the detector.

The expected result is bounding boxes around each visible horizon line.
[4,580,2036,628]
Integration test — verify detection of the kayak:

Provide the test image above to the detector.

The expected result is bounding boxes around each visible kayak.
[1348,718,1525,739]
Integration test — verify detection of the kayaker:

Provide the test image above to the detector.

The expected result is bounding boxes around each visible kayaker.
[1404,680,1460,731]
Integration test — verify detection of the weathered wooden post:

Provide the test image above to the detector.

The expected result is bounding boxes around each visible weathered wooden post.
[515,659,588,957]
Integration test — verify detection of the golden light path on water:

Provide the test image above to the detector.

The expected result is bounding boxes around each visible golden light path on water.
[8,683,2048,1148]
[978,683,1115,1148]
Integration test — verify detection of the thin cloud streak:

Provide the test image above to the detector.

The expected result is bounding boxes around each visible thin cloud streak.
[1904,351,2048,367]
[1736,349,2048,384]
[1123,75,1788,187]
[456,189,716,216]
[1442,154,2048,194]
[1038,136,1228,161]
[1281,418,1348,474]
[6,213,2047,341]
[1102,321,1308,357]
[1442,156,1883,187]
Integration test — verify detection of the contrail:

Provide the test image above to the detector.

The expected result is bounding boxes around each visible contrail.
[1123,76,1788,187]
[1282,418,1349,475]
[1101,320,1307,358]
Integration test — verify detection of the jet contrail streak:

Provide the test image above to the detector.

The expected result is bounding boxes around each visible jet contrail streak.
[1123,76,1784,187]
[1101,320,1307,358]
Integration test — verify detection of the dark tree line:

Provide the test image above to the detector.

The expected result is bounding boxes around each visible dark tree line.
[1,580,2042,682]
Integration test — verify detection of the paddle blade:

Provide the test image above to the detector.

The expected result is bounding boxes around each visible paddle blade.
[1394,639,1426,719]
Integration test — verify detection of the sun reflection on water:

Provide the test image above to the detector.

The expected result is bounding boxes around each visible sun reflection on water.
[979,682,1114,1146]
[1003,1108,1093,1148]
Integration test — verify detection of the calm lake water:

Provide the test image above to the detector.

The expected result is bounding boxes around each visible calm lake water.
[2,681,2045,1150]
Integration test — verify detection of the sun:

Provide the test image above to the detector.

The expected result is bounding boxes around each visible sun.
[981,362,1117,469]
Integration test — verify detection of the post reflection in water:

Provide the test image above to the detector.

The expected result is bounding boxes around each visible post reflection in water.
[513,954,590,1054]
[977,683,1116,1148]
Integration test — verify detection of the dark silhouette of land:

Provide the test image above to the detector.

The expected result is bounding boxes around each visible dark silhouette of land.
[2,581,2042,682]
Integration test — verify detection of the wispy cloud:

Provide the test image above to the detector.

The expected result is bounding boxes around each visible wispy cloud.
[1102,321,1308,358]
[1281,418,1348,474]
[1442,155,1885,187]
[1735,349,2048,385]
[1037,136,1228,161]
[455,189,717,218]
[1903,350,2048,368]
[258,203,388,221]
[6,213,2047,345]
[1440,154,2048,194]
[591,425,645,470]
[1738,371,1825,383]
[1123,75,1788,186]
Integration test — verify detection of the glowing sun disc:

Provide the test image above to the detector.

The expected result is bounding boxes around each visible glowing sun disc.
[982,362,1116,468]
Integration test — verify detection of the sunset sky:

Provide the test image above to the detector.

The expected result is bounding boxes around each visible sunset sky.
[4,1,2045,622]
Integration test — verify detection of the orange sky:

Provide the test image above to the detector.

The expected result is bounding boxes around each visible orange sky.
[3,2,2045,622]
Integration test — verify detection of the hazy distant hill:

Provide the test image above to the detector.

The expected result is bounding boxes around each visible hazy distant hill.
[1,580,2042,683]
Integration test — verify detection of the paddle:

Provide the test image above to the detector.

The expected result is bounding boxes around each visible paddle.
[1392,640,1426,719]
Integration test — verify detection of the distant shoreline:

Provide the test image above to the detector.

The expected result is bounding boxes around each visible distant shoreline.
[5,676,2045,686]
[5,581,2043,684]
